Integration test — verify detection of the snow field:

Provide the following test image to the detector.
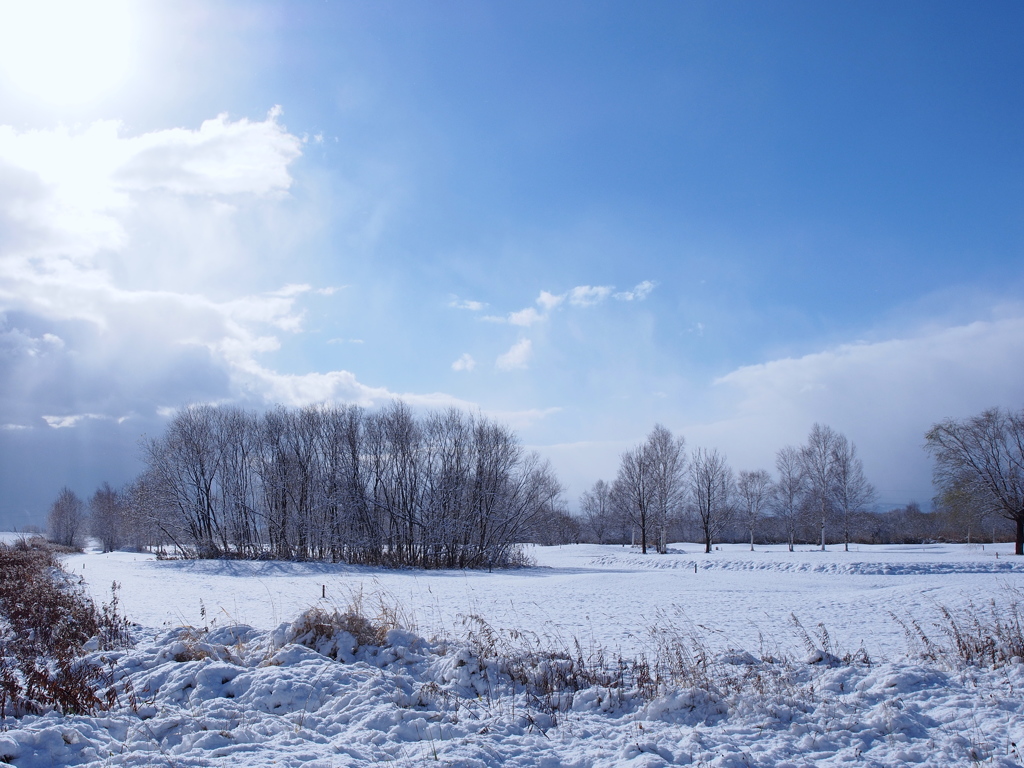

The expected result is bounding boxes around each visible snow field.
[1,542,1023,766]
[64,542,1024,661]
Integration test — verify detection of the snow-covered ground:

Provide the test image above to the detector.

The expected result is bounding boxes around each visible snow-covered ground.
[2,541,1023,766]
[64,541,1024,660]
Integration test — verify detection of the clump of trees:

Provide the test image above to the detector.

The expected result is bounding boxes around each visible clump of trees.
[109,402,562,568]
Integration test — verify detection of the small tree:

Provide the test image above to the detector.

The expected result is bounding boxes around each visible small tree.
[800,424,840,551]
[737,469,772,551]
[689,448,734,554]
[89,482,122,553]
[771,445,805,551]
[579,479,615,544]
[830,435,876,551]
[47,487,85,549]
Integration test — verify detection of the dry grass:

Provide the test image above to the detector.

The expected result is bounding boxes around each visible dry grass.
[288,590,408,659]
[894,586,1024,667]
[0,539,132,718]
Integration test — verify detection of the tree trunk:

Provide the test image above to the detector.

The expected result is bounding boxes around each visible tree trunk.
[1016,515,1023,556]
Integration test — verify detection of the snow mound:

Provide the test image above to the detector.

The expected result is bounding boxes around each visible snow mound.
[2,619,1024,767]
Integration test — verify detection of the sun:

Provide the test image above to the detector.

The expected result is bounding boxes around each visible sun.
[0,0,137,106]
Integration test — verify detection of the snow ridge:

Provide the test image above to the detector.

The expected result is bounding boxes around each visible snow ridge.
[1,611,1023,767]
[588,554,1024,575]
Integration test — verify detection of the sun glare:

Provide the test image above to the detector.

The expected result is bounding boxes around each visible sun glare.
[0,0,136,106]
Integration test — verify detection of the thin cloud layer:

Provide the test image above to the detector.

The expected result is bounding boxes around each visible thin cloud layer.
[689,312,1024,505]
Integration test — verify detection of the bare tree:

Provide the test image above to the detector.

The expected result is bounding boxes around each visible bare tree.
[689,448,734,554]
[737,469,772,551]
[933,473,989,544]
[612,447,650,552]
[47,487,85,548]
[800,423,840,551]
[120,473,167,552]
[612,424,687,554]
[89,482,122,553]
[830,434,876,551]
[926,407,1024,555]
[771,446,805,551]
[645,425,688,553]
[144,404,226,557]
[579,479,615,544]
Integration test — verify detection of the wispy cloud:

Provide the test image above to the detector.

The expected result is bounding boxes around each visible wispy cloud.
[448,297,487,311]
[569,285,613,307]
[536,290,565,312]
[496,338,532,371]
[491,281,653,326]
[451,353,476,372]
[508,307,544,327]
[42,413,106,429]
[614,280,656,301]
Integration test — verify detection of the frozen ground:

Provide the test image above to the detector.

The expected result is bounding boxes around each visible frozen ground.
[1,541,1023,767]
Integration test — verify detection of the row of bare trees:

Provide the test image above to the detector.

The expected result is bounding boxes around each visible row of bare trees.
[123,402,563,567]
[46,403,1023,558]
[581,423,876,553]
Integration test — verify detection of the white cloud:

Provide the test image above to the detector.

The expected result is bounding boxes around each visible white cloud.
[505,289,565,326]
[508,307,544,327]
[496,338,533,371]
[497,282,647,326]
[537,290,565,312]
[449,297,486,311]
[452,353,476,372]
[569,285,613,307]
[0,110,334,426]
[114,107,302,197]
[42,413,106,429]
[614,280,656,301]
[0,108,300,268]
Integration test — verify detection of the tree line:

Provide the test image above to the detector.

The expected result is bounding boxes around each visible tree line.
[578,422,876,554]
[49,402,563,568]
[45,403,1024,561]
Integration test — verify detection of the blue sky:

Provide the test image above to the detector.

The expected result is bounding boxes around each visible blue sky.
[1,0,1022,527]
